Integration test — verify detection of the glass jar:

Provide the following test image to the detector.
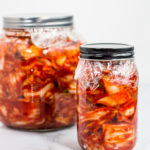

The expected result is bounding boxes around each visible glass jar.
[75,43,138,150]
[0,13,82,130]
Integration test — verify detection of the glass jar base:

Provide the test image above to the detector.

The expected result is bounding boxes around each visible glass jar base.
[5,123,75,132]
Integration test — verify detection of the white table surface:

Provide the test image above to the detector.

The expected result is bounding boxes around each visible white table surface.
[0,84,149,150]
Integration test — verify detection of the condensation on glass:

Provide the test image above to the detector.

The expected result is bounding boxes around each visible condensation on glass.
[75,43,138,150]
[0,13,82,130]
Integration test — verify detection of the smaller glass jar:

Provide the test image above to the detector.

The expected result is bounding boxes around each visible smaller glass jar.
[75,43,138,150]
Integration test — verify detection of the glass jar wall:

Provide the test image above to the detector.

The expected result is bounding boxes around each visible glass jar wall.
[0,13,82,130]
[75,43,138,150]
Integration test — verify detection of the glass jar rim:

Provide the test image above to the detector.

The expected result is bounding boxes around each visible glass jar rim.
[80,43,134,60]
[3,13,73,29]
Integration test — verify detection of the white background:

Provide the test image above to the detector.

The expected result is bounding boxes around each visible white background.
[0,0,150,84]
[0,1,149,149]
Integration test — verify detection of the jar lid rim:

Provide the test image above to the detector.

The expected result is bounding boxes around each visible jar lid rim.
[80,43,134,60]
[3,13,73,29]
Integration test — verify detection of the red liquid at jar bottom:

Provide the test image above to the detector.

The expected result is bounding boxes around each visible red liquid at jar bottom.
[78,115,137,150]
[76,59,138,150]
[0,35,81,130]
[0,93,76,130]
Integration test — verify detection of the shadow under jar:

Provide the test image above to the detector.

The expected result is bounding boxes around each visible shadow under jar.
[75,43,138,150]
[0,13,82,130]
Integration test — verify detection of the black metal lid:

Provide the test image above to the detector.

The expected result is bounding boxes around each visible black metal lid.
[3,13,73,29]
[80,43,134,60]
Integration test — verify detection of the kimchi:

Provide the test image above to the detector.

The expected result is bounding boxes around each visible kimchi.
[76,43,138,150]
[0,13,82,130]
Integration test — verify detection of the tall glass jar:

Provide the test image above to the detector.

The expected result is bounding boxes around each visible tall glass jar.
[75,43,138,150]
[0,13,82,130]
